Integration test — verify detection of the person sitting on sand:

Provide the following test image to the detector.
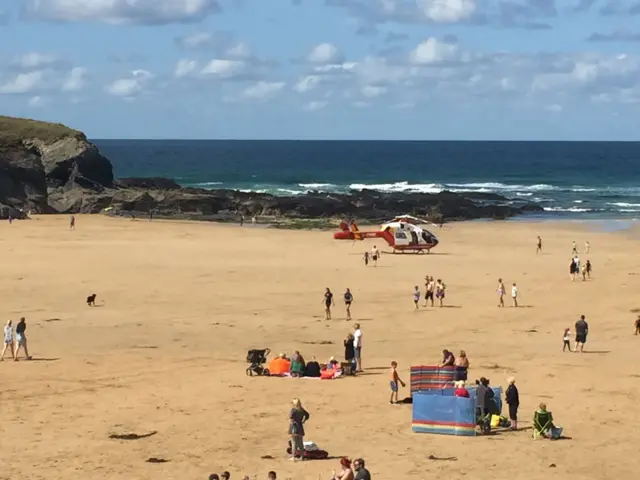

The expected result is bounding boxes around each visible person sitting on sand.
[534,403,563,439]
[454,350,469,381]
[435,279,446,307]
[454,380,469,398]
[290,351,306,378]
[323,288,335,320]
[497,278,505,307]
[1,320,16,361]
[344,288,353,320]
[221,472,230,480]
[208,474,219,480]
[353,459,370,480]
[331,458,355,480]
[268,472,277,480]
[304,357,321,378]
[440,349,455,368]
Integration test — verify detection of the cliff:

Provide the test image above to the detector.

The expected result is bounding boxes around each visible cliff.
[0,116,543,222]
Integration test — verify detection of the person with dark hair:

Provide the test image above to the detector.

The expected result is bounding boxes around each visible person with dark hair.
[208,474,220,480]
[267,472,277,480]
[14,317,31,361]
[440,349,455,368]
[323,288,335,320]
[221,472,230,480]
[574,315,589,353]
[354,458,371,480]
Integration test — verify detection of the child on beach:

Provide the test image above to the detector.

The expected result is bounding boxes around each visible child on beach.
[363,251,369,266]
[497,278,505,307]
[413,286,420,311]
[563,328,572,352]
[389,361,406,404]
[511,282,518,307]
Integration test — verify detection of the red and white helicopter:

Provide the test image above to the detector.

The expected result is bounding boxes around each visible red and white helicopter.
[333,215,439,253]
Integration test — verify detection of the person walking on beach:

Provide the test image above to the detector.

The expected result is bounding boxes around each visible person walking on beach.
[424,276,435,307]
[323,288,335,320]
[536,236,542,254]
[363,251,369,266]
[69,215,75,230]
[435,279,446,307]
[511,282,518,307]
[371,246,380,267]
[497,278,505,307]
[634,315,640,335]
[353,324,362,372]
[413,286,420,311]
[572,241,578,255]
[344,288,353,320]
[562,328,572,352]
[585,240,590,254]
[1,320,16,361]
[574,315,589,353]
[14,317,31,361]
[586,260,592,279]
[389,361,406,404]
[288,398,310,461]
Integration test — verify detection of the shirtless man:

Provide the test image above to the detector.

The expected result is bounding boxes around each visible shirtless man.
[424,276,435,307]
[536,236,542,254]
[371,246,380,267]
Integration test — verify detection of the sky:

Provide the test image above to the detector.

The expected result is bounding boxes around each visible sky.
[0,0,639,140]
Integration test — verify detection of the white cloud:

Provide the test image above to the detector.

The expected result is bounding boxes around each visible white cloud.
[201,59,246,78]
[361,85,387,98]
[15,52,62,69]
[304,100,328,111]
[227,42,251,59]
[307,43,343,64]
[242,81,285,100]
[24,0,221,25]
[0,71,44,94]
[545,104,563,112]
[27,96,47,107]
[174,59,198,78]
[416,0,477,23]
[61,67,87,92]
[293,75,321,93]
[410,38,460,64]
[106,70,153,97]
[176,31,215,49]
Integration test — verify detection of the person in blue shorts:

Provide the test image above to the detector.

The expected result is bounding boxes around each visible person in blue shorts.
[389,361,406,404]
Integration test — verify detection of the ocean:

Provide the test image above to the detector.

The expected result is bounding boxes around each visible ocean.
[94,140,640,220]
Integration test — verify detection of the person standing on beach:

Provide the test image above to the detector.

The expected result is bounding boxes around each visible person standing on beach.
[435,279,446,307]
[505,377,520,431]
[1,320,16,361]
[323,288,335,320]
[353,324,362,372]
[536,236,542,254]
[562,328,572,352]
[574,315,589,353]
[424,276,435,307]
[344,288,353,320]
[363,251,369,266]
[572,241,578,255]
[511,283,518,307]
[389,361,406,404]
[634,315,640,335]
[371,246,380,267]
[14,317,31,361]
[585,240,590,254]
[497,278,505,307]
[586,260,592,279]
[69,215,75,230]
[288,398,310,461]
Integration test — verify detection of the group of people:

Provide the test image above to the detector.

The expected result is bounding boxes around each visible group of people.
[562,315,590,353]
[413,276,446,309]
[323,288,353,320]
[496,279,519,307]
[1,318,31,362]
[363,246,381,267]
[569,255,592,281]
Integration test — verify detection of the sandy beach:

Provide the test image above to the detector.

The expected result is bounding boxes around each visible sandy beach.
[1,215,640,480]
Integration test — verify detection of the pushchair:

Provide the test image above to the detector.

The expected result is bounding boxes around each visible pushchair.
[246,348,271,376]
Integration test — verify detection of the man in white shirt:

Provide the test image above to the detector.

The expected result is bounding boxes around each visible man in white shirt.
[511,283,518,308]
[353,324,362,372]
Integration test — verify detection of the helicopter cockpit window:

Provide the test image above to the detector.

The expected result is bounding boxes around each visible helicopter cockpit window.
[422,232,430,242]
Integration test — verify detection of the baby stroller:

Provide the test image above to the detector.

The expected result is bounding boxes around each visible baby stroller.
[246,348,271,376]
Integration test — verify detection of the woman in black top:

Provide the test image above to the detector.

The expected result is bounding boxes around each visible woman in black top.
[323,288,335,320]
[14,317,31,361]
[344,333,355,363]
[344,288,353,320]
[505,377,520,430]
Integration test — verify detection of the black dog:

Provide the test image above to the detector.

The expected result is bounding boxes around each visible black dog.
[87,294,97,307]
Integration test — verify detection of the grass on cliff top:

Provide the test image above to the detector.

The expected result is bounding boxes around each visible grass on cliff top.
[0,116,84,145]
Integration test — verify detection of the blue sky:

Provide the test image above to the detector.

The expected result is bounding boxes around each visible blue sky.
[0,0,639,140]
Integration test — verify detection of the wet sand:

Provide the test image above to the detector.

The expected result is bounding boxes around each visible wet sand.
[1,215,639,480]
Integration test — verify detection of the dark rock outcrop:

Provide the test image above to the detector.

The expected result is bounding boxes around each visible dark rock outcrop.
[0,116,544,222]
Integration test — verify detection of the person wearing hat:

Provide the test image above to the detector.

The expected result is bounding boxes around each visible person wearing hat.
[505,377,520,430]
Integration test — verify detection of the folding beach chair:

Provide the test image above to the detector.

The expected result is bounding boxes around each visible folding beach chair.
[532,410,553,439]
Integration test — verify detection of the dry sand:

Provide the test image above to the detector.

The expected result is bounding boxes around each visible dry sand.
[1,215,640,480]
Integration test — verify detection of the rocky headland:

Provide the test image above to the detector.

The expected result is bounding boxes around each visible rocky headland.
[0,116,543,223]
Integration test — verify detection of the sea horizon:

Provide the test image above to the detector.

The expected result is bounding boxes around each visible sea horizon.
[94,139,640,221]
